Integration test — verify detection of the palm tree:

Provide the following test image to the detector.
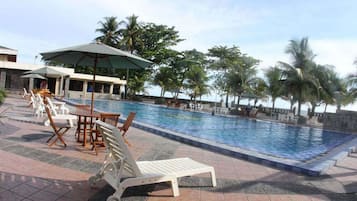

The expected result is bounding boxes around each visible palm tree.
[153,66,174,97]
[264,66,283,110]
[279,37,320,116]
[307,64,343,115]
[117,14,144,98]
[228,55,260,108]
[95,16,120,47]
[251,78,268,107]
[118,14,143,53]
[346,62,357,101]
[185,65,209,107]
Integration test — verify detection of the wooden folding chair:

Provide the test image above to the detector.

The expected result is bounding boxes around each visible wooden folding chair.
[118,112,136,146]
[44,105,72,147]
[92,113,120,155]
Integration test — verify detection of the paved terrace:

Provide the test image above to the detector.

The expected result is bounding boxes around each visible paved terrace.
[1,94,357,201]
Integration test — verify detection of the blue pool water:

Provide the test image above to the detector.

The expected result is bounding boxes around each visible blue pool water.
[69,99,355,161]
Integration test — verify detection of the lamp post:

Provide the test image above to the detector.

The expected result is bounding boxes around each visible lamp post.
[334,91,342,112]
[34,55,38,64]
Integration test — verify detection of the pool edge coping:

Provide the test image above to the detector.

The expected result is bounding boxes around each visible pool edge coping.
[130,120,356,177]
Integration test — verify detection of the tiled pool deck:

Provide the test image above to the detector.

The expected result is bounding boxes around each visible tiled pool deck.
[1,95,357,201]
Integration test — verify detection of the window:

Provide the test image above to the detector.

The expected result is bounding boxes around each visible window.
[69,80,83,91]
[113,84,120,94]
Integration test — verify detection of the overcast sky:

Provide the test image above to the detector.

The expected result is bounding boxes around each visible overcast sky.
[1,0,357,110]
[2,0,357,75]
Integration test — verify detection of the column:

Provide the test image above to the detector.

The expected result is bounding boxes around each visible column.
[83,80,88,98]
[109,83,114,94]
[59,76,64,96]
[64,77,70,98]
[0,71,6,89]
[29,78,34,91]
[120,84,125,99]
[55,78,60,95]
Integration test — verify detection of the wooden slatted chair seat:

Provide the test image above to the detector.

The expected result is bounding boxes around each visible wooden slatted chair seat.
[44,105,72,147]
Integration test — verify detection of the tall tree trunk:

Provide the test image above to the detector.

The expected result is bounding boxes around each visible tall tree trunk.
[272,99,275,110]
[271,99,276,119]
[297,90,302,116]
[297,100,302,116]
[225,91,229,108]
[324,104,328,113]
[236,95,241,109]
[310,103,316,119]
[160,87,164,97]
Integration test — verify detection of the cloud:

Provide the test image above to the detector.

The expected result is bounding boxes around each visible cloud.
[311,39,357,76]
[238,39,357,78]
[87,0,263,46]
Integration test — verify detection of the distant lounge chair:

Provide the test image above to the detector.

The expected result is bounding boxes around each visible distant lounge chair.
[89,120,216,200]
[45,97,69,114]
[22,88,31,100]
[31,94,45,118]
[44,96,77,127]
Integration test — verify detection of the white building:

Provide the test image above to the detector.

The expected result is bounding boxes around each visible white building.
[0,45,126,99]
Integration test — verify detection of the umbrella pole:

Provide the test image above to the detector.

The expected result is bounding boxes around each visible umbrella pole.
[91,55,98,114]
[125,68,129,99]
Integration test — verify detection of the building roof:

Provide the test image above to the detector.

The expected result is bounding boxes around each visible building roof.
[0,45,18,55]
[0,61,126,85]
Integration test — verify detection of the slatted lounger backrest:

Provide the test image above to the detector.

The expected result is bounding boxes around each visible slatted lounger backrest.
[96,120,142,177]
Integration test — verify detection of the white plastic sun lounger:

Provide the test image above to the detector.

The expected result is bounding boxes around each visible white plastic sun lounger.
[89,120,216,201]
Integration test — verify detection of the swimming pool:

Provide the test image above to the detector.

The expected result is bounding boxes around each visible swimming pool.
[68,99,355,161]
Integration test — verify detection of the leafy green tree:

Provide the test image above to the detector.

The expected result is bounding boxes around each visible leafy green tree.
[137,23,183,64]
[95,16,120,47]
[251,78,268,107]
[167,51,199,99]
[139,24,184,97]
[153,66,175,97]
[116,17,184,97]
[207,46,242,107]
[184,62,209,105]
[127,73,150,96]
[227,55,260,107]
[264,66,283,110]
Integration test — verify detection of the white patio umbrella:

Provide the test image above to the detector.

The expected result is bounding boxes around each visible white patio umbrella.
[20,73,47,80]
[40,41,153,113]
[25,67,67,77]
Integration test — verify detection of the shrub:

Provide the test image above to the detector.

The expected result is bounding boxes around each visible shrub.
[0,89,6,104]
[130,95,143,102]
[154,98,166,105]
[297,116,307,124]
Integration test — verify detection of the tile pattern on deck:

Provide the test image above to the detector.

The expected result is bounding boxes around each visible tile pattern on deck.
[1,94,357,201]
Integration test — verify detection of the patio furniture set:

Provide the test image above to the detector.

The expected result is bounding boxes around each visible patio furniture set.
[23,88,216,201]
